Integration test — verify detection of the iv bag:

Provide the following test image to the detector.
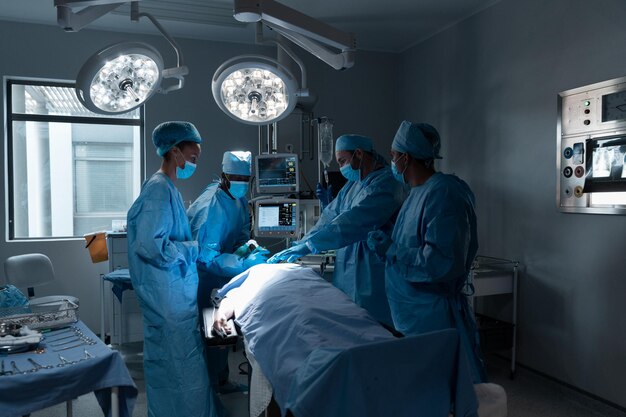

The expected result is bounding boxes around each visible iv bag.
[319,118,334,167]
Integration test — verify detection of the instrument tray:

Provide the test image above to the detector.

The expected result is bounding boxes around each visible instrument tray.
[0,299,78,330]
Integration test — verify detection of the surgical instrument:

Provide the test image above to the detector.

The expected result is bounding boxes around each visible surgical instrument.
[28,358,54,371]
[0,359,11,376]
[53,342,89,352]
[57,355,77,367]
[11,361,23,374]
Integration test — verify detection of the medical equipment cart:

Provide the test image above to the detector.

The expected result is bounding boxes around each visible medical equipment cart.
[470,255,519,379]
[100,232,143,346]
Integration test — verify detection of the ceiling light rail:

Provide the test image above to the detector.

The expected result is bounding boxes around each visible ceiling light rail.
[233,0,356,71]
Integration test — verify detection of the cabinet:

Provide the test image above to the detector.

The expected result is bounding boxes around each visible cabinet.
[470,255,519,379]
[100,232,143,345]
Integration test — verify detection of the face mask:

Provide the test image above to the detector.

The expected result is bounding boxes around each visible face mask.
[391,161,405,184]
[174,150,196,179]
[391,153,407,184]
[340,152,361,182]
[229,181,249,199]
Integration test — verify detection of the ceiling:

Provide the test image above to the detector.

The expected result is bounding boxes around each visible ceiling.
[0,0,500,53]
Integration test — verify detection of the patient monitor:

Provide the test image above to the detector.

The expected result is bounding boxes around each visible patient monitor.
[254,198,299,238]
[255,153,299,194]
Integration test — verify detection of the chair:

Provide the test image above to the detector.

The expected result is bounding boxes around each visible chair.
[3,253,79,306]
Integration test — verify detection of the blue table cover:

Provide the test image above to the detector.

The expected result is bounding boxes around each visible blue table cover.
[0,320,137,417]
[228,264,478,417]
[103,269,133,303]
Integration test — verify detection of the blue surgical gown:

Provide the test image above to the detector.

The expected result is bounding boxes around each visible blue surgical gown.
[127,172,220,417]
[187,183,250,384]
[187,183,251,302]
[302,166,405,326]
[385,172,487,383]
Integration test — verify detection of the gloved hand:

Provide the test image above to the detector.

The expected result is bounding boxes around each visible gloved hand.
[367,230,392,257]
[234,239,259,258]
[267,243,311,264]
[242,246,270,269]
[315,183,333,209]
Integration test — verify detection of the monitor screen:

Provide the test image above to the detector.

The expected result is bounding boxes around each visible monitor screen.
[256,154,299,194]
[255,199,299,237]
[583,136,626,192]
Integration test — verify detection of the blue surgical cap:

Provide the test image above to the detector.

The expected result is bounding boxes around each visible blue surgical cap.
[392,121,442,160]
[222,151,252,176]
[152,121,202,157]
[335,134,373,152]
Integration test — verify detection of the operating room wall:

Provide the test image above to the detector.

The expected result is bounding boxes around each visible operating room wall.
[0,20,398,333]
[397,0,626,407]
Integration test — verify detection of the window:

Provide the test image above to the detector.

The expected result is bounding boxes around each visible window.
[6,79,144,240]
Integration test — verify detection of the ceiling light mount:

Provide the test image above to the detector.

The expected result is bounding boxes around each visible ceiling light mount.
[233,0,356,71]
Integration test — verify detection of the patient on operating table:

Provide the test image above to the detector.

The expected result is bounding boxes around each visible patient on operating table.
[207,263,487,417]
[211,263,321,337]
[210,262,391,341]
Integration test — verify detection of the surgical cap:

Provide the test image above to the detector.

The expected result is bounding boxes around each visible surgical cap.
[222,151,252,176]
[392,121,442,160]
[152,121,202,157]
[335,134,374,152]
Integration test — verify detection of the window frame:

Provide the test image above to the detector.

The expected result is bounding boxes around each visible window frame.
[5,77,145,241]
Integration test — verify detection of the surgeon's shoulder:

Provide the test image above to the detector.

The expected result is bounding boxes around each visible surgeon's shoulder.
[132,173,176,211]
[372,167,405,192]
[431,173,475,204]
[189,184,220,209]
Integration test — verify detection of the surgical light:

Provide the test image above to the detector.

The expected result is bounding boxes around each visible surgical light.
[76,42,163,114]
[212,56,299,125]
[56,0,188,115]
[212,0,356,125]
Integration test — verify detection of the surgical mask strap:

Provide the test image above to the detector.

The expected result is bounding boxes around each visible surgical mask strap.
[221,173,236,200]
[395,153,408,174]
[173,148,183,167]
[352,151,363,181]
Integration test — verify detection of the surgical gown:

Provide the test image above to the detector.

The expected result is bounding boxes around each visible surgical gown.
[187,183,250,384]
[302,166,405,326]
[385,172,487,383]
[127,172,220,417]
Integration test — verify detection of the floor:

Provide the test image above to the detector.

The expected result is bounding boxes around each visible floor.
[30,346,626,417]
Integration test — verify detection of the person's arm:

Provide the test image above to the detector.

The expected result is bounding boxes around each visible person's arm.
[192,197,248,277]
[234,199,252,248]
[304,180,404,253]
[213,297,236,336]
[132,188,198,269]
[388,188,474,284]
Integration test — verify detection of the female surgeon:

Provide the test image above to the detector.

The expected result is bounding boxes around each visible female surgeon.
[127,121,222,417]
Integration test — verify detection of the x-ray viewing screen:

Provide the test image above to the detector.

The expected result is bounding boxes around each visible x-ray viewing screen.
[584,136,626,192]
[256,154,298,194]
[591,144,626,179]
[255,200,298,237]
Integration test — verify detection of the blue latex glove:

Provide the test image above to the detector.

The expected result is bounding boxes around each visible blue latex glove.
[242,247,270,269]
[267,243,311,263]
[234,240,257,258]
[367,230,392,257]
[315,183,334,209]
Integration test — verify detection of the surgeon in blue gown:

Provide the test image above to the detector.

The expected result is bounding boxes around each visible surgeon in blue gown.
[127,121,221,417]
[268,134,405,326]
[367,120,487,383]
[187,150,268,392]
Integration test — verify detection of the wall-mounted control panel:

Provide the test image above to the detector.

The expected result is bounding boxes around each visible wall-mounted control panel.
[558,76,626,214]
